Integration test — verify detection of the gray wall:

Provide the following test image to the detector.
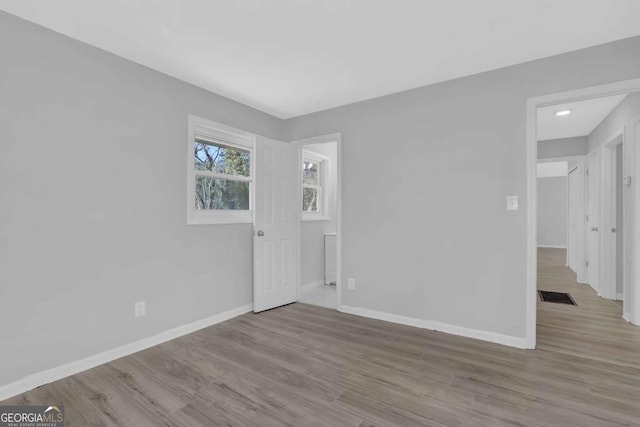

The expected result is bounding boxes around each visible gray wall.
[538,136,588,159]
[300,142,338,286]
[285,35,640,340]
[301,221,327,285]
[588,92,640,151]
[537,177,568,247]
[3,8,640,388]
[588,93,640,299]
[0,12,285,386]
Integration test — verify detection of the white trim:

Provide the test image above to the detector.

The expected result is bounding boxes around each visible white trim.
[190,117,256,145]
[600,129,625,301]
[301,280,325,292]
[631,112,640,325]
[301,149,331,220]
[187,115,256,225]
[623,311,632,323]
[340,305,528,349]
[617,292,624,301]
[187,213,253,225]
[566,168,570,268]
[537,245,568,249]
[567,158,587,283]
[585,148,602,293]
[292,133,343,311]
[526,97,538,349]
[538,155,587,163]
[193,171,252,182]
[0,303,253,402]
[301,215,331,222]
[526,78,640,349]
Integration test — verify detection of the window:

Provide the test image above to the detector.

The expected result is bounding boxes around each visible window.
[302,150,330,220]
[187,115,255,224]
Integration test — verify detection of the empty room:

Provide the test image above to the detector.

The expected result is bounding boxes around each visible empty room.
[1,1,640,426]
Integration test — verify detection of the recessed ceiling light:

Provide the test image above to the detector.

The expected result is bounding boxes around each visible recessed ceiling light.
[555,109,572,117]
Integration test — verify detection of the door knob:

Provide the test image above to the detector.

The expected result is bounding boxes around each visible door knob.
[591,227,599,232]
[256,230,265,237]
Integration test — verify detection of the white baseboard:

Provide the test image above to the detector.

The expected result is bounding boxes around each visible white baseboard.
[301,280,324,292]
[616,293,624,301]
[339,305,529,349]
[0,303,253,402]
[623,312,632,323]
[537,245,567,249]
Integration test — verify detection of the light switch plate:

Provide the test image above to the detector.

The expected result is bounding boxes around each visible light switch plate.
[134,301,146,318]
[506,196,519,211]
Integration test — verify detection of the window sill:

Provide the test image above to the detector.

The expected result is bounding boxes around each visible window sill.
[187,211,253,225]
[302,215,331,222]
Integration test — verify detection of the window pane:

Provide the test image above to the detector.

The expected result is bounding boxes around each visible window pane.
[195,176,250,210]
[194,140,250,177]
[303,161,320,185]
[302,187,318,212]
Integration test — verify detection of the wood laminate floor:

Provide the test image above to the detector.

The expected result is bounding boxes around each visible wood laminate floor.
[3,248,640,426]
[536,248,640,368]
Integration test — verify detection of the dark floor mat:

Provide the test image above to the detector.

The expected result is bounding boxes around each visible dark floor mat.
[538,290,577,305]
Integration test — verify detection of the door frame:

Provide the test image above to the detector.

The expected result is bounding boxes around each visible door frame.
[536,156,585,274]
[538,156,587,281]
[526,78,640,348]
[566,158,587,283]
[600,129,625,301]
[585,148,601,294]
[292,133,343,310]
[628,112,640,323]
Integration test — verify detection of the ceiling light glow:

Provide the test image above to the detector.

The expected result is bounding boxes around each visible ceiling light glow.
[555,109,572,117]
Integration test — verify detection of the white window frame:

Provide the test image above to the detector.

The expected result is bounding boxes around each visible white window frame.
[187,115,255,225]
[301,150,330,221]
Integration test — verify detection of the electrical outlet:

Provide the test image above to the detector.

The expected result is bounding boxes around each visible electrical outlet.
[348,278,356,290]
[134,301,146,318]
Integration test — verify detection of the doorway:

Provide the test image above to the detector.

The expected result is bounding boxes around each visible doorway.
[601,133,627,304]
[526,78,640,348]
[293,134,342,310]
[252,133,342,313]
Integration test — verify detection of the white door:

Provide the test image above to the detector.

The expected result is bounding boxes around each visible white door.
[628,115,640,323]
[586,150,601,292]
[568,167,579,273]
[615,143,623,301]
[253,136,298,312]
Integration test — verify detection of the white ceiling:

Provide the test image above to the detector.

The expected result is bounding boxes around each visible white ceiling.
[2,1,640,119]
[537,94,627,141]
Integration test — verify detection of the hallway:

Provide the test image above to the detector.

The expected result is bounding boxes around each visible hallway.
[537,247,640,369]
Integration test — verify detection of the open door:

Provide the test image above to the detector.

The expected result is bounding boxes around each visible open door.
[568,166,579,273]
[586,150,601,293]
[253,136,299,312]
